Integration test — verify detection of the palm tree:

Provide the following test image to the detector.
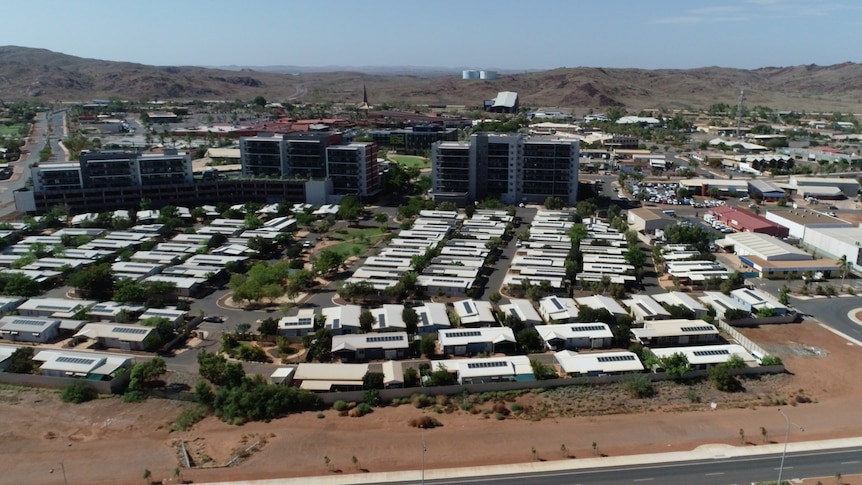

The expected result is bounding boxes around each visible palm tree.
[838,255,850,290]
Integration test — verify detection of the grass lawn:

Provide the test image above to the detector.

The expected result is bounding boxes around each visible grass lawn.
[325,226,387,258]
[390,155,430,169]
[0,125,25,137]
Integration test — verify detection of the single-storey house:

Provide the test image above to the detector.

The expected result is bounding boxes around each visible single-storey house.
[278,308,317,337]
[270,367,296,385]
[554,350,644,377]
[381,360,405,388]
[322,305,362,335]
[332,332,410,362]
[630,319,720,347]
[623,294,671,323]
[414,302,450,334]
[498,299,543,327]
[438,327,516,356]
[87,302,146,322]
[73,323,156,351]
[649,344,756,371]
[34,349,134,380]
[17,298,97,319]
[698,291,749,319]
[291,363,369,392]
[139,307,188,327]
[730,287,789,316]
[538,296,580,323]
[447,355,535,385]
[371,304,406,332]
[534,323,613,351]
[0,316,61,343]
[453,299,496,327]
[575,295,628,318]
[651,291,709,318]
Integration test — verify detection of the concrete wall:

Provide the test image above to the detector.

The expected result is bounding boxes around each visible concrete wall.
[314,365,785,405]
[0,372,123,394]
[716,319,773,361]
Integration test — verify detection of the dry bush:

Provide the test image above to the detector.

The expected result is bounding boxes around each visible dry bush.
[492,401,510,416]
[408,416,442,429]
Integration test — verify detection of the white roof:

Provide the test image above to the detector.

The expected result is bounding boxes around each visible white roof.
[456,355,532,380]
[699,291,748,316]
[34,349,132,376]
[371,304,406,331]
[535,323,613,341]
[139,307,187,321]
[555,350,644,375]
[322,305,362,331]
[539,296,579,322]
[293,363,368,382]
[575,295,631,316]
[631,319,719,340]
[438,327,515,347]
[724,232,810,260]
[623,294,671,319]
[730,287,789,312]
[415,302,450,330]
[453,299,496,325]
[74,323,154,342]
[492,91,518,108]
[279,308,316,330]
[650,344,755,367]
[650,291,708,314]
[144,275,203,290]
[498,299,542,324]
[18,298,96,315]
[332,332,409,352]
[0,316,61,333]
[382,360,404,385]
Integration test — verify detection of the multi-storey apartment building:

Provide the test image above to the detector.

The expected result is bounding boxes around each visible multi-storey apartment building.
[32,149,192,192]
[325,142,380,198]
[240,132,344,179]
[432,134,578,205]
[431,142,472,201]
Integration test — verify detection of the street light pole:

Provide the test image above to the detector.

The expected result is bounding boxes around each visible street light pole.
[777,408,803,485]
[421,426,426,485]
[59,460,68,485]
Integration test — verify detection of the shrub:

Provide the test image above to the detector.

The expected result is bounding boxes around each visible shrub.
[171,405,209,431]
[317,413,326,419]
[408,416,442,429]
[349,403,373,417]
[332,400,348,412]
[685,389,701,403]
[708,363,742,392]
[59,381,97,404]
[510,403,522,414]
[623,374,655,398]
[494,412,505,420]
[491,402,510,416]
[411,393,432,408]
[760,355,783,366]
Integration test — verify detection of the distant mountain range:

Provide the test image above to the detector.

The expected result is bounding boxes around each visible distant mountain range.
[2,46,862,112]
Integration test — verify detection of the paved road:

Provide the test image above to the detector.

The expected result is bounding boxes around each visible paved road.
[374,446,862,485]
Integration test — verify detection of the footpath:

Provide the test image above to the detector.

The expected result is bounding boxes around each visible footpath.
[195,436,862,485]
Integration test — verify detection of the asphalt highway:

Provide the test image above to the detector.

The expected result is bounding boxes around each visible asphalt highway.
[375,446,862,485]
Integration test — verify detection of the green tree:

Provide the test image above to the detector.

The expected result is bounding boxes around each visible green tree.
[338,195,363,224]
[708,363,742,392]
[257,317,278,337]
[544,196,565,210]
[362,371,385,390]
[312,249,346,276]
[420,335,437,358]
[516,328,544,353]
[402,306,419,334]
[658,352,690,380]
[60,380,97,403]
[197,350,245,387]
[5,347,36,373]
[359,309,374,333]
[0,272,40,297]
[67,263,115,300]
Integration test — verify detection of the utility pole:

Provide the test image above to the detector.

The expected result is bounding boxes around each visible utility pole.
[777,408,804,485]
[735,89,746,139]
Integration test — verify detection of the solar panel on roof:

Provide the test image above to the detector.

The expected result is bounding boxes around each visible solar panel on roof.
[331,318,341,329]
[11,319,53,327]
[55,356,96,365]
[447,330,482,338]
[377,314,386,328]
[693,349,731,357]
[466,361,508,369]
[680,326,715,333]
[596,355,636,363]
[112,327,149,335]
[550,298,564,311]
[366,335,404,343]
[571,325,606,332]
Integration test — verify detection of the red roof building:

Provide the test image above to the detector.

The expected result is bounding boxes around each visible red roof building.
[708,206,789,238]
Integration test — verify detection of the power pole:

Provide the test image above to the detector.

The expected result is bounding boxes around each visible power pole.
[735,89,745,138]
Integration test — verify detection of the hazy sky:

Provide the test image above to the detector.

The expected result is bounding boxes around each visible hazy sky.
[5,0,861,70]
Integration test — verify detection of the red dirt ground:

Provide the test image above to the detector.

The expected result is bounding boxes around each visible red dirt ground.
[2,318,862,485]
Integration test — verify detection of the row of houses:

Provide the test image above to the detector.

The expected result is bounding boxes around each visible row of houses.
[0,345,135,381]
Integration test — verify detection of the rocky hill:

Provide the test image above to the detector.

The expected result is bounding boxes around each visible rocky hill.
[2,46,862,112]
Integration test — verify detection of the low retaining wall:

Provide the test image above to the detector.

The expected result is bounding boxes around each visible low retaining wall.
[717,320,771,361]
[315,364,785,405]
[0,372,119,394]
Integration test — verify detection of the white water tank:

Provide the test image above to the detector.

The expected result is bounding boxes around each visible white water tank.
[479,70,498,80]
[462,70,480,79]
